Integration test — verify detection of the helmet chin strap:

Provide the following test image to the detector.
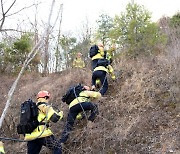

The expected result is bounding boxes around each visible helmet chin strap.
[37,97,48,103]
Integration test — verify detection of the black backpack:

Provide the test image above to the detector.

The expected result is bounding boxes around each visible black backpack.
[17,99,41,134]
[89,45,99,58]
[62,84,84,105]
[97,58,109,67]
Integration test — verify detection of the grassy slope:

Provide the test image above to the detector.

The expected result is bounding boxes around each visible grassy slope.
[0,55,179,154]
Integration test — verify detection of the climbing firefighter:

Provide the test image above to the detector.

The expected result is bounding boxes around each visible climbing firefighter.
[89,44,105,70]
[105,44,116,64]
[72,52,85,68]
[91,58,116,95]
[60,84,101,143]
[25,91,63,154]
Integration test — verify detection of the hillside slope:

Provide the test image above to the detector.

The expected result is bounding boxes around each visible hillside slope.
[0,56,179,154]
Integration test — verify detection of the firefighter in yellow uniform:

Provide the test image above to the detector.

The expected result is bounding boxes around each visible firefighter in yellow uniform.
[25,91,63,154]
[90,44,105,70]
[0,141,5,154]
[106,44,116,64]
[91,60,116,95]
[72,52,85,68]
[60,85,101,143]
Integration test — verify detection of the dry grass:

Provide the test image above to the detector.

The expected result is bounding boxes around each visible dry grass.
[0,31,180,154]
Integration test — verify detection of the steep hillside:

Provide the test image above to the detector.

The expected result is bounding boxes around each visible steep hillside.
[0,56,179,154]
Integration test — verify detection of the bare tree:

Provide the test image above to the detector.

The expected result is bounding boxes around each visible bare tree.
[77,17,92,58]
[42,0,55,75]
[0,0,36,32]
[0,0,17,31]
[0,40,43,128]
[0,0,55,130]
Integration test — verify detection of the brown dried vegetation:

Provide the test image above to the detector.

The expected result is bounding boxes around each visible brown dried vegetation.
[0,52,179,154]
[0,19,180,153]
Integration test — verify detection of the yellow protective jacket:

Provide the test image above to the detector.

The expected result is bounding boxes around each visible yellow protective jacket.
[94,65,116,80]
[24,100,63,141]
[0,142,5,154]
[73,58,85,68]
[91,49,105,60]
[69,90,101,109]
[105,47,115,62]
[106,50,113,61]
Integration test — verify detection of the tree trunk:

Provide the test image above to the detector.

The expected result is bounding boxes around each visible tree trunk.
[0,0,55,130]
[42,0,56,75]
[55,4,63,72]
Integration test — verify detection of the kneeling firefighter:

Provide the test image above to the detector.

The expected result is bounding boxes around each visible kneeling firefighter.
[22,91,63,154]
[60,84,101,143]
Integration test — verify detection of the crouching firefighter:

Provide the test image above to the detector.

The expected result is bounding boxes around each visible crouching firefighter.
[60,84,101,143]
[17,91,63,154]
[91,58,116,95]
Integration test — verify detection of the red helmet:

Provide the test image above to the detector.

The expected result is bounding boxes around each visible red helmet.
[37,91,50,99]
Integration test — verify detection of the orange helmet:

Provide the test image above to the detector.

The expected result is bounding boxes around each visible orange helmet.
[37,91,50,99]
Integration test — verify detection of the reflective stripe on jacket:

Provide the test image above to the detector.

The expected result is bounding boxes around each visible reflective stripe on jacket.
[24,103,60,141]
[69,90,101,109]
[93,65,116,80]
[0,142,5,153]
[91,50,104,60]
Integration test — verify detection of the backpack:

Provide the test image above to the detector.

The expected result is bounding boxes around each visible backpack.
[17,99,41,134]
[97,58,109,67]
[62,84,84,105]
[89,45,99,58]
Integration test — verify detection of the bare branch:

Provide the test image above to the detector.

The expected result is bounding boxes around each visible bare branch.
[0,0,6,30]
[0,4,38,22]
[0,0,57,129]
[5,4,37,19]
[51,3,63,30]
[0,28,26,33]
[4,0,17,15]
[0,0,17,30]
[0,1,41,31]
[1,0,4,15]
[0,39,43,128]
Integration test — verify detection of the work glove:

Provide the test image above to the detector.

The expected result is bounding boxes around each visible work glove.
[91,85,96,91]
[111,75,116,81]
[76,113,83,120]
[95,79,101,88]
[58,111,63,120]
